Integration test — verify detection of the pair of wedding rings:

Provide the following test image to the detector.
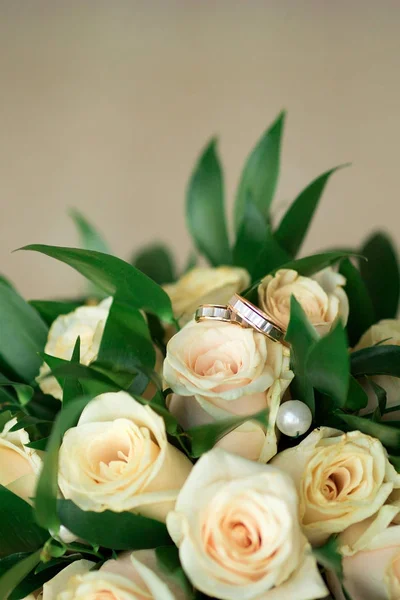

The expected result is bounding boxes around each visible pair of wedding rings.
[194,294,285,343]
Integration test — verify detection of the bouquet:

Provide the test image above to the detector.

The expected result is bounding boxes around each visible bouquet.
[1,112,400,600]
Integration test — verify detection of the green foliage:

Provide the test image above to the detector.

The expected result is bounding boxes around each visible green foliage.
[69,209,110,255]
[186,139,231,266]
[313,536,343,579]
[156,546,193,598]
[58,500,171,550]
[360,232,400,320]
[0,549,43,600]
[234,112,285,230]
[20,245,174,323]
[276,166,346,257]
[344,376,368,412]
[0,281,48,382]
[29,300,80,327]
[337,412,400,449]
[339,258,375,346]
[0,487,47,558]
[351,345,400,377]
[133,244,176,285]
[307,322,350,409]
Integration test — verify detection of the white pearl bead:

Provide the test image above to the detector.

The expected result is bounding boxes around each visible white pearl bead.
[276,400,312,437]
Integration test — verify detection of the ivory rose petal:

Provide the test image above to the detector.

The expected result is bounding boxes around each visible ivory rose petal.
[258,267,348,335]
[164,266,250,324]
[164,319,293,462]
[37,297,112,399]
[41,552,189,599]
[0,418,41,503]
[58,391,192,521]
[167,448,327,600]
[272,427,400,545]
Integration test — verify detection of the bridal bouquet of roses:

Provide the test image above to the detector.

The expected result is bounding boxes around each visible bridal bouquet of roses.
[1,112,400,600]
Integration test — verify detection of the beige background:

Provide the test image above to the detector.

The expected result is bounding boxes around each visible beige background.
[1,0,399,299]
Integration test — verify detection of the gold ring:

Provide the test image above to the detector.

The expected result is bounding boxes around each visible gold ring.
[195,304,232,323]
[228,294,285,342]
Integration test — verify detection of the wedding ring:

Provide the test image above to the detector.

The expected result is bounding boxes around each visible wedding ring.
[228,294,285,342]
[195,304,232,323]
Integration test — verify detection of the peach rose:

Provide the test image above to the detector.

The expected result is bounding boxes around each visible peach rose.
[40,551,189,599]
[167,448,327,600]
[272,427,400,546]
[164,319,293,462]
[37,297,112,399]
[258,267,348,335]
[0,417,41,503]
[58,391,192,521]
[164,266,250,324]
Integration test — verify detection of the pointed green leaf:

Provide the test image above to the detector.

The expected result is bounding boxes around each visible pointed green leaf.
[360,232,400,320]
[133,244,176,285]
[285,296,318,414]
[0,549,42,600]
[0,282,48,382]
[339,258,375,346]
[275,167,346,257]
[19,245,174,323]
[58,500,171,550]
[234,112,285,230]
[62,338,84,406]
[69,209,110,254]
[344,376,368,412]
[351,345,400,378]
[307,322,350,408]
[29,300,80,327]
[337,412,400,449]
[186,139,231,266]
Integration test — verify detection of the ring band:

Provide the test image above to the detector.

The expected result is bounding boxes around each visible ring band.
[195,304,232,323]
[228,294,285,342]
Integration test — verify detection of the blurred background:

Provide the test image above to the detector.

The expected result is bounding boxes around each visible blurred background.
[1,0,399,298]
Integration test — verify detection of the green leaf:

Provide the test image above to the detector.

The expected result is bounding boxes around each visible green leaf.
[234,112,285,230]
[58,500,171,550]
[95,295,155,395]
[0,382,34,407]
[285,296,318,414]
[62,338,84,406]
[0,549,42,600]
[185,409,269,458]
[69,209,110,254]
[307,322,350,409]
[0,486,47,557]
[313,536,343,579]
[275,167,346,257]
[360,232,400,320]
[156,546,193,598]
[339,258,375,346]
[233,201,290,280]
[34,396,93,533]
[0,282,48,382]
[186,139,231,266]
[19,245,174,323]
[351,345,400,378]
[25,437,49,451]
[371,381,387,422]
[336,412,400,449]
[389,454,400,472]
[344,376,368,412]
[29,300,80,327]
[133,244,176,285]
[40,356,120,397]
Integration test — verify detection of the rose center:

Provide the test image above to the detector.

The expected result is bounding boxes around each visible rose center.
[229,522,253,549]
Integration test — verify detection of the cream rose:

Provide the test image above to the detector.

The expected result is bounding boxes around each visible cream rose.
[37,298,112,399]
[164,266,250,324]
[327,504,400,600]
[354,319,400,416]
[258,267,349,335]
[163,319,293,462]
[0,417,41,503]
[58,391,192,521]
[40,551,189,599]
[167,448,327,600]
[272,427,400,546]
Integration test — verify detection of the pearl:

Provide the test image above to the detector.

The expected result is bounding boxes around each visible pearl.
[276,400,312,437]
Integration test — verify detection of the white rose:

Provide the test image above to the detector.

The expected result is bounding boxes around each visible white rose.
[163,266,250,324]
[327,504,400,600]
[37,298,112,399]
[163,319,293,462]
[258,267,349,335]
[272,427,400,546]
[354,319,400,416]
[40,551,189,599]
[58,391,192,521]
[0,417,41,502]
[167,448,327,600]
